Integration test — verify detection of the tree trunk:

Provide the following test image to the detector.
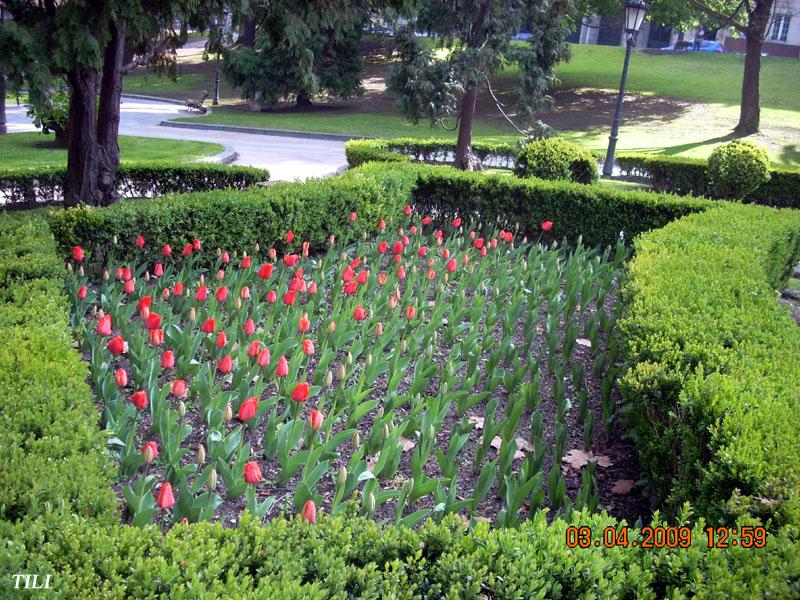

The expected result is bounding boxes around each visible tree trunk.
[296,92,313,108]
[454,88,481,170]
[238,17,257,47]
[452,0,493,171]
[734,0,773,135]
[0,74,7,135]
[97,18,127,205]
[64,69,102,207]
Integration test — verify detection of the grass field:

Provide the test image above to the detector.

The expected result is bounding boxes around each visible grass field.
[0,133,224,169]
[124,40,800,168]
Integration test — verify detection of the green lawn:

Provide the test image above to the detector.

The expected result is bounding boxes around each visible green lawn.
[0,132,223,169]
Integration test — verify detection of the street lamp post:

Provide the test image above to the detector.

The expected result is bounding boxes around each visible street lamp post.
[602,0,650,177]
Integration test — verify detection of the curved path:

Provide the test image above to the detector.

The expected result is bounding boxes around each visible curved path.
[5,97,348,181]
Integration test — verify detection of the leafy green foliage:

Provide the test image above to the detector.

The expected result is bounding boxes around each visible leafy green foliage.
[0,163,268,208]
[344,138,517,168]
[620,204,800,527]
[707,140,772,200]
[514,138,599,184]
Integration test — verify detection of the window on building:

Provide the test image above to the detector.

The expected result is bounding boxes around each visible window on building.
[770,14,790,42]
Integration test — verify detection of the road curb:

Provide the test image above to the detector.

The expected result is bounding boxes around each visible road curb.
[122,93,197,107]
[159,120,372,142]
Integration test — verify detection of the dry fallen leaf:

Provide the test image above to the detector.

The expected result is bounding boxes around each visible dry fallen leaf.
[398,437,416,452]
[611,480,635,496]
[516,438,534,453]
[576,338,592,348]
[468,415,485,429]
[490,436,526,460]
[367,454,379,472]
[562,449,614,470]
[490,436,502,451]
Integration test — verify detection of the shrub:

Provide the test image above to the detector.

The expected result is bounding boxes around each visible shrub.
[0,212,118,524]
[707,140,771,200]
[513,138,599,184]
[344,138,518,169]
[620,203,800,527]
[0,162,269,208]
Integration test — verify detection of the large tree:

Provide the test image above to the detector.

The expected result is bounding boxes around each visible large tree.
[223,1,370,107]
[3,0,229,207]
[388,0,573,170]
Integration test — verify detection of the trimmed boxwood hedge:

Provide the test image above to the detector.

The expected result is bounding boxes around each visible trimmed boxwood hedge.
[620,203,800,528]
[4,165,800,596]
[344,138,517,169]
[0,162,269,208]
[616,152,800,207]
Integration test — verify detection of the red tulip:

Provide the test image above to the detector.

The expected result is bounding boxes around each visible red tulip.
[135,234,145,248]
[241,255,251,269]
[301,499,317,524]
[427,269,436,280]
[343,281,358,296]
[310,410,323,431]
[123,279,135,295]
[154,263,164,277]
[114,368,128,387]
[149,328,164,346]
[291,381,310,402]
[441,248,450,259]
[377,273,388,286]
[308,282,318,295]
[161,350,175,369]
[451,217,462,228]
[201,318,216,334]
[131,390,148,410]
[353,306,367,321]
[192,238,202,251]
[403,204,412,216]
[218,354,232,374]
[258,263,274,279]
[479,246,487,257]
[342,265,355,283]
[405,306,416,321]
[397,266,406,280]
[182,243,193,256]
[266,290,277,303]
[473,238,484,249]
[302,339,315,356]
[77,285,87,299]
[244,318,256,336]
[137,295,152,310]
[243,461,262,484]
[162,244,172,256]
[141,441,159,462]
[195,285,208,301]
[541,220,553,232]
[462,254,470,265]
[276,356,289,378]
[97,314,112,336]
[356,270,368,285]
[422,217,432,225]
[446,258,457,273]
[156,482,175,509]
[378,219,386,230]
[283,254,300,267]
[215,331,227,348]
[247,340,261,358]
[115,267,125,280]
[286,230,294,244]
[145,312,161,330]
[216,286,228,303]
[239,396,258,421]
[410,226,418,235]
[349,211,357,222]
[298,313,310,333]
[377,241,388,254]
[392,241,404,255]
[71,246,84,262]
[258,348,271,368]
[220,251,230,265]
[302,241,310,256]
[173,282,184,296]
[417,246,428,257]
[283,290,297,305]
[107,335,126,355]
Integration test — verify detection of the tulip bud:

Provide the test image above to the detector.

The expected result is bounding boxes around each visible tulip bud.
[78,266,84,277]
[366,353,372,366]
[427,424,435,441]
[208,467,217,491]
[376,407,384,420]
[143,445,155,464]
[178,401,186,417]
[325,370,333,387]
[347,352,353,365]
[341,252,348,262]
[426,344,433,358]
[336,467,347,490]
[91,305,98,317]
[144,271,150,282]
[365,492,375,514]
[235,297,242,310]
[197,444,206,464]
[113,234,118,245]
[336,363,346,381]
[103,268,110,280]
[224,403,233,422]
[141,306,150,320]
[327,320,336,333]
[255,242,260,252]
[200,274,205,283]
[401,340,407,353]
[162,287,170,300]
[376,322,383,336]
[383,424,389,440]
[353,431,361,449]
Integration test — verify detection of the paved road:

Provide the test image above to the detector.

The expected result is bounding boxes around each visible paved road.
[5,97,348,181]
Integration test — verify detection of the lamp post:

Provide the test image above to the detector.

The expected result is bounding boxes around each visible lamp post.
[602,0,650,177]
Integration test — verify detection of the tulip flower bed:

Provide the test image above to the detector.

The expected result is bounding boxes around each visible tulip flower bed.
[68,212,641,529]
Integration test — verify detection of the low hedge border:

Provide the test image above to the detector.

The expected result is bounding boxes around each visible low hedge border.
[0,211,118,525]
[0,162,269,208]
[344,138,517,169]
[620,203,800,527]
[616,153,800,208]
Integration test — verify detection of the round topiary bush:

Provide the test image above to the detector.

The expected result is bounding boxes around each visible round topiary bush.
[707,140,771,200]
[514,138,599,184]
